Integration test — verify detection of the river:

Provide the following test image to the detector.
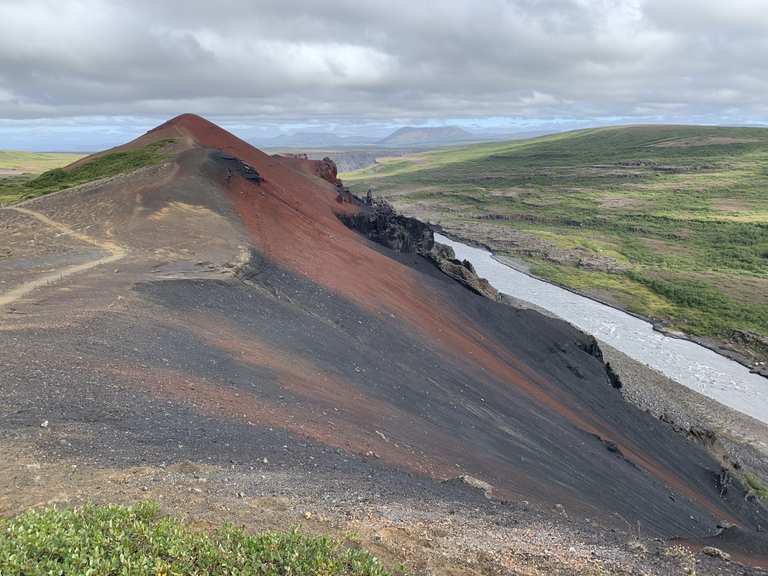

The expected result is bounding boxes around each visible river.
[436,234,768,425]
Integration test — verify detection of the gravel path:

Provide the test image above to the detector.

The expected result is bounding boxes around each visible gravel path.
[0,206,126,308]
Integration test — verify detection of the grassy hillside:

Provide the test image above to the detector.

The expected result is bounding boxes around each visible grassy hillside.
[0,140,172,205]
[345,125,768,362]
[0,150,84,174]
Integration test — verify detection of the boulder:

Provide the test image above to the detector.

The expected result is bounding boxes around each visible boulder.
[442,474,494,498]
[702,546,730,561]
[315,157,339,185]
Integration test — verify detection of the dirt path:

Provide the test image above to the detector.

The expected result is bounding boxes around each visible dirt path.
[0,206,127,308]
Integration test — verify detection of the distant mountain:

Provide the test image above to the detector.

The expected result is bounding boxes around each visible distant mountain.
[3,114,768,565]
[257,126,527,150]
[377,126,475,147]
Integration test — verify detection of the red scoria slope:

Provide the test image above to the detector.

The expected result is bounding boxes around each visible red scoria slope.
[2,114,766,565]
[147,115,729,515]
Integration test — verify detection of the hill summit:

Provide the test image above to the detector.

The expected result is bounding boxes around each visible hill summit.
[1,114,767,569]
[377,125,474,147]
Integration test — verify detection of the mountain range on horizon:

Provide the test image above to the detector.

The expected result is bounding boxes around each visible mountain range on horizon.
[5,0,768,570]
[1,114,767,570]
[258,124,516,149]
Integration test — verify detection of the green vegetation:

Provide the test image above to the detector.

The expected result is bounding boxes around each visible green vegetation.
[0,150,83,174]
[745,472,768,500]
[0,140,173,205]
[345,125,768,355]
[0,502,392,575]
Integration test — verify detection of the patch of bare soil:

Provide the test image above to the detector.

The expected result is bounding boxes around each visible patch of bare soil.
[710,198,756,213]
[0,208,95,260]
[598,195,645,210]
[654,137,764,148]
[440,219,626,273]
[2,437,762,576]
[0,206,125,309]
[647,269,768,307]
[487,186,534,198]
[638,237,694,258]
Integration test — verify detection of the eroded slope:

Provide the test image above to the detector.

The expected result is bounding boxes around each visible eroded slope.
[1,115,766,566]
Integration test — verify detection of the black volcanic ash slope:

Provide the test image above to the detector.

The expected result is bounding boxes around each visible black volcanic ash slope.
[0,114,765,564]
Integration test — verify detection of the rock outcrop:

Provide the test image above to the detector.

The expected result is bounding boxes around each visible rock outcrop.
[4,114,768,565]
[339,198,498,300]
[212,151,262,184]
[315,157,339,185]
[429,242,498,300]
[442,474,494,498]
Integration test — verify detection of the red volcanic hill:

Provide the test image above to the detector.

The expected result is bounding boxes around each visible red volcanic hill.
[1,114,766,564]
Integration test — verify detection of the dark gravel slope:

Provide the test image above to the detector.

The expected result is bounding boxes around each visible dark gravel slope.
[1,114,766,567]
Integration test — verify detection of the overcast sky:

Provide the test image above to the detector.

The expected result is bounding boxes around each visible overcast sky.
[1,0,767,150]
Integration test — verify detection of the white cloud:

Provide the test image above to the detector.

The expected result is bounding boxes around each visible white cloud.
[0,0,766,146]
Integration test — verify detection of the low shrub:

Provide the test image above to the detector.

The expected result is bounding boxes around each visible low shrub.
[0,502,391,575]
[1,139,174,204]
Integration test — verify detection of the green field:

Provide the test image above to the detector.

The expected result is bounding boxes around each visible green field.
[0,141,172,205]
[0,150,84,174]
[345,125,768,361]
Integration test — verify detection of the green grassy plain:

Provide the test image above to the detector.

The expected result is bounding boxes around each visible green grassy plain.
[345,125,768,359]
[0,150,84,174]
[0,140,172,205]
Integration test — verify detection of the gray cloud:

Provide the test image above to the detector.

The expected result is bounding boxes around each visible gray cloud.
[0,0,766,146]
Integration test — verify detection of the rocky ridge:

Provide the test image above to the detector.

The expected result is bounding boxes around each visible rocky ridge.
[339,196,498,300]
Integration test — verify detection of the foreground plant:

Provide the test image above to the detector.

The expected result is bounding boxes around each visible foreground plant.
[0,502,391,575]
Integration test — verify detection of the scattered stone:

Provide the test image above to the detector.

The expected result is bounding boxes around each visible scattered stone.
[702,546,730,561]
[442,475,494,498]
[715,520,735,535]
[236,491,244,498]
[303,511,313,520]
